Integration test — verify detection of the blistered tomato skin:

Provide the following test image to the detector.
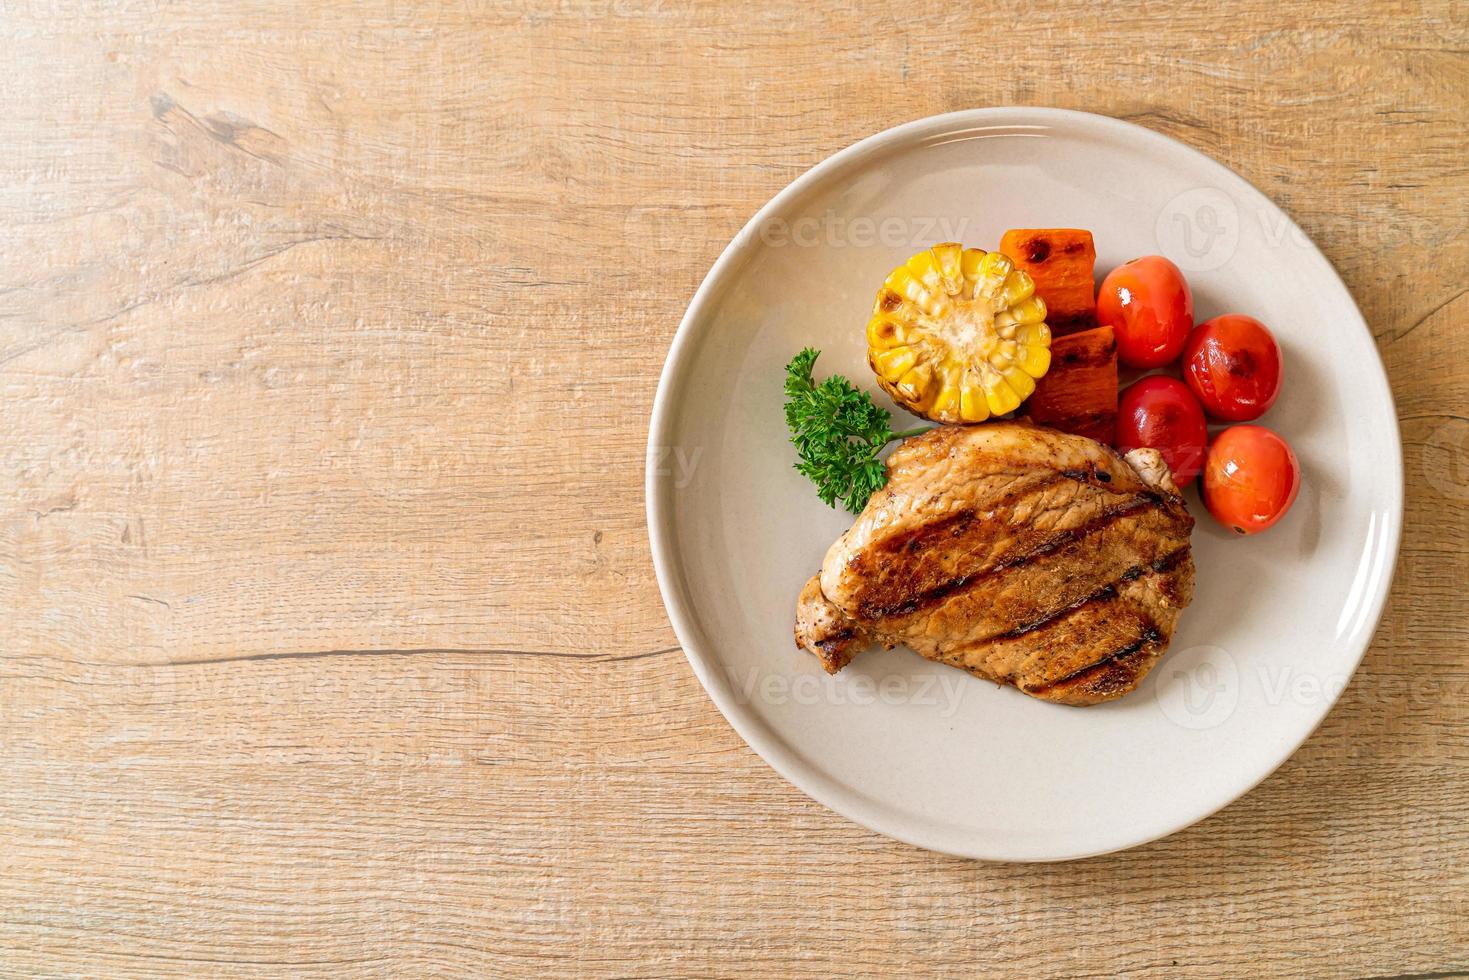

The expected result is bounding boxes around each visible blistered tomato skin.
[1203,425,1301,535]
[1096,256,1194,369]
[1114,376,1209,487]
[1183,314,1283,422]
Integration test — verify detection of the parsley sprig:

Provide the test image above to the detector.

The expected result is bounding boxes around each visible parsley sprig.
[783,348,930,513]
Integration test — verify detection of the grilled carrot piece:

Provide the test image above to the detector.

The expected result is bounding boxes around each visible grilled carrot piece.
[1025,325,1118,443]
[999,228,1097,335]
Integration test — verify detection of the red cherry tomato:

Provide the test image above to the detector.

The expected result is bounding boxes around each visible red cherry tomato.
[1115,376,1209,487]
[1202,425,1301,535]
[1183,314,1283,421]
[1097,256,1194,369]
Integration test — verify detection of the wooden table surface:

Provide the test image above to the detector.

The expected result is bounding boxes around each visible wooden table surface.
[2,1,1466,976]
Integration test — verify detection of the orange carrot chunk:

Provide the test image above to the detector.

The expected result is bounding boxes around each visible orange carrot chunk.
[1026,325,1118,444]
[1000,228,1098,335]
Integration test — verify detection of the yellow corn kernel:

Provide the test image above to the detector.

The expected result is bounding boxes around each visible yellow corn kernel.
[971,252,1015,304]
[905,248,944,292]
[865,244,1053,424]
[986,378,1023,417]
[960,383,990,422]
[1015,321,1051,347]
[931,382,962,418]
[960,247,987,283]
[999,270,1036,308]
[1016,343,1051,378]
[897,363,936,407]
[883,267,922,306]
[1011,296,1047,324]
[930,243,964,295]
[873,346,917,381]
[1003,365,1037,403]
[979,251,1013,280]
[888,264,948,317]
[866,316,906,350]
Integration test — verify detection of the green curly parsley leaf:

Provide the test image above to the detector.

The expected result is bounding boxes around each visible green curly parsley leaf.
[784,348,928,514]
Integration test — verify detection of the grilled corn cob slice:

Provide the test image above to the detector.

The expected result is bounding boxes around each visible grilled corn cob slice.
[866,243,1053,424]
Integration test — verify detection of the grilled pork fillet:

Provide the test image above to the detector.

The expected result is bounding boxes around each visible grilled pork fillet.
[794,422,1194,706]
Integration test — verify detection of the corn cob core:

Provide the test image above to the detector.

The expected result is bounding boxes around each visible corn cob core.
[866,243,1053,424]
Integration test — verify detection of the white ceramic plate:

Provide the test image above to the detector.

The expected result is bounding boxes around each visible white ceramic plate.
[646,108,1401,861]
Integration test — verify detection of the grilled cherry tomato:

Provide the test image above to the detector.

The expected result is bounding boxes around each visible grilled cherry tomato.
[1183,314,1283,421]
[1202,425,1301,535]
[1097,256,1194,368]
[1115,376,1208,487]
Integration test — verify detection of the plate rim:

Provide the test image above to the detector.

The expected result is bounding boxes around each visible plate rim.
[645,106,1404,861]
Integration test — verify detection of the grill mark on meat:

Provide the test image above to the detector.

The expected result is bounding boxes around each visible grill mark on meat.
[991,582,1121,641]
[816,627,856,650]
[985,545,1188,648]
[871,472,1072,560]
[801,423,1196,705]
[1115,545,1192,584]
[855,463,1177,591]
[859,493,1176,619]
[1023,624,1165,696]
[1063,462,1171,499]
[883,508,976,557]
[1150,546,1190,574]
[1060,464,1119,487]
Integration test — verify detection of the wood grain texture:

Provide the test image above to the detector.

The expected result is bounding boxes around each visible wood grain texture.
[1,0,1466,976]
